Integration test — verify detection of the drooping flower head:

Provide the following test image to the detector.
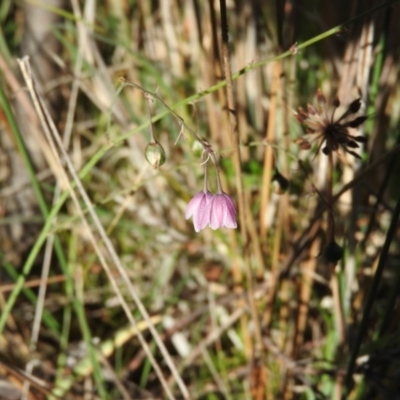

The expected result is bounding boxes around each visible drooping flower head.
[185,163,237,232]
[185,163,214,232]
[206,192,237,230]
[295,90,368,159]
[185,190,237,232]
[185,190,213,232]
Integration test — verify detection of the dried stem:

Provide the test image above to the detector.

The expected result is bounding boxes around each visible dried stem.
[327,151,334,242]
[344,188,400,394]
[218,0,264,361]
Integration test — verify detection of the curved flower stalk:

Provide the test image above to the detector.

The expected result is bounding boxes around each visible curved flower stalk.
[120,80,237,233]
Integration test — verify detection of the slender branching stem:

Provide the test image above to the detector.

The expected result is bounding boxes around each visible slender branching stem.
[144,93,156,143]
[121,79,224,174]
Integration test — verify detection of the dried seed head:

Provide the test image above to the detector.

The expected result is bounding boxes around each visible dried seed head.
[272,169,290,194]
[294,90,368,159]
[323,241,344,264]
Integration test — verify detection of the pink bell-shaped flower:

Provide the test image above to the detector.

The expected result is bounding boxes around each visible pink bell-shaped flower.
[185,163,237,232]
[207,192,237,230]
[185,190,213,232]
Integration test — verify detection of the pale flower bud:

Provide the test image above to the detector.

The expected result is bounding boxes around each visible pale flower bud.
[145,141,166,168]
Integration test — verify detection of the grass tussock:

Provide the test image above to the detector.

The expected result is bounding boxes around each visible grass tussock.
[1,0,400,399]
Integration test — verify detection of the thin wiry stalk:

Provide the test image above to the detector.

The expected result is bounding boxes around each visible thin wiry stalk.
[51,3,93,392]
[24,0,97,395]
[0,146,111,333]
[25,0,87,396]
[17,58,111,400]
[22,234,53,400]
[327,152,334,241]
[180,307,244,368]
[219,0,248,234]
[362,3,392,246]
[331,272,345,347]
[293,239,319,355]
[121,80,204,143]
[0,77,68,337]
[344,187,400,393]
[218,0,264,362]
[259,61,281,236]
[121,80,227,187]
[0,360,53,398]
[53,315,162,396]
[17,57,190,400]
[327,152,345,346]
[263,196,284,330]
[244,190,265,278]
[280,143,400,277]
[378,242,400,337]
[145,93,157,142]
[200,348,231,399]
[97,353,132,400]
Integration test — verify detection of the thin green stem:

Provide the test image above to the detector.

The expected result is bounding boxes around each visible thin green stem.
[2,261,60,335]
[202,163,209,193]
[145,93,156,142]
[0,83,69,336]
[121,80,204,144]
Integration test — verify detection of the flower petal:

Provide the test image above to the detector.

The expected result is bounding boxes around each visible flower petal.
[186,191,237,232]
[185,192,204,220]
[221,193,237,229]
[208,195,226,230]
[186,191,213,232]
[207,193,237,230]
[193,192,212,232]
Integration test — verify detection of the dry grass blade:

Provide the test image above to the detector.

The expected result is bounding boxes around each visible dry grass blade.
[218,0,264,366]
[17,56,190,400]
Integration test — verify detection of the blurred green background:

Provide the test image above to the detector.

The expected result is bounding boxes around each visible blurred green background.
[0,0,400,399]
